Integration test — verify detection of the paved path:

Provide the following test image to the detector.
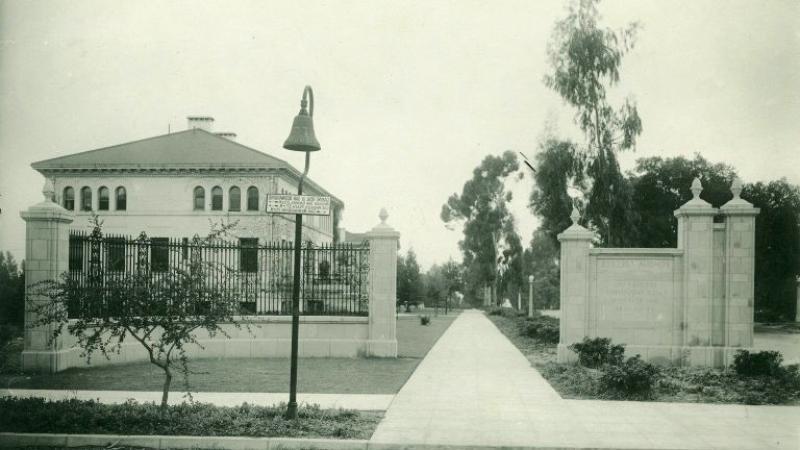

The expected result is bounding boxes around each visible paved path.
[370,309,800,449]
[1,389,393,410]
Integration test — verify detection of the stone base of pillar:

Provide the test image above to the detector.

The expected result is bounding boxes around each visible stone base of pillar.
[21,349,74,374]
[366,339,398,357]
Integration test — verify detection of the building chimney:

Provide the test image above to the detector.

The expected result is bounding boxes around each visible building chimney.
[187,116,214,131]
[215,132,237,141]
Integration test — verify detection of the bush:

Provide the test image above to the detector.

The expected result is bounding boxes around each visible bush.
[419,315,431,326]
[568,337,625,368]
[487,306,520,318]
[733,350,783,377]
[0,397,380,439]
[599,355,661,400]
[521,317,559,344]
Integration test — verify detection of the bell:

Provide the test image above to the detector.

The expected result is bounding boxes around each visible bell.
[283,101,321,152]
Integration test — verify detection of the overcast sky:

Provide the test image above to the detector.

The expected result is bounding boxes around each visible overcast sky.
[1,0,798,269]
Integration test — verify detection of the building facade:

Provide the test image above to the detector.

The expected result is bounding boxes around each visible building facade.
[32,117,342,244]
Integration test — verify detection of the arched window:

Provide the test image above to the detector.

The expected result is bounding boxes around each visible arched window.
[229,186,241,212]
[63,187,75,210]
[80,187,92,211]
[98,186,109,210]
[247,186,259,211]
[211,186,223,211]
[193,186,205,210]
[115,187,127,211]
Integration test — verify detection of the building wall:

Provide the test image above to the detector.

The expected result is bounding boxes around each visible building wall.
[51,172,336,244]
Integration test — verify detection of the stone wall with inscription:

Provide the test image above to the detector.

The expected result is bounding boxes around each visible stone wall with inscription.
[557,178,759,368]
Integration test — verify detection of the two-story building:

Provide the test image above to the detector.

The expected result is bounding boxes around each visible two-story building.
[31,116,343,245]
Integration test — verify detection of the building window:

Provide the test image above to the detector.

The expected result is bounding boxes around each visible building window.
[239,238,258,273]
[63,187,75,211]
[106,237,125,271]
[80,187,92,211]
[151,237,169,272]
[98,187,109,210]
[211,186,223,211]
[115,187,127,211]
[247,186,258,211]
[229,186,241,212]
[193,186,205,210]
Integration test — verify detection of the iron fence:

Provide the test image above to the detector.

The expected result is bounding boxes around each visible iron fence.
[67,230,369,318]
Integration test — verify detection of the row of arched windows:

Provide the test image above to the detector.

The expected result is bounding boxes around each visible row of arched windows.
[193,186,259,212]
[63,186,126,211]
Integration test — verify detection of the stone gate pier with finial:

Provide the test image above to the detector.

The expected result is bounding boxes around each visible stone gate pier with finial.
[557,178,759,367]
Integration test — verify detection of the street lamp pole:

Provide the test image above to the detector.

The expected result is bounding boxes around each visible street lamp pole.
[528,274,534,317]
[282,85,321,420]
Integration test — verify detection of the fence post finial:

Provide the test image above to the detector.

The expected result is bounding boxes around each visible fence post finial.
[730,177,743,199]
[42,178,55,202]
[690,177,702,199]
[379,208,388,224]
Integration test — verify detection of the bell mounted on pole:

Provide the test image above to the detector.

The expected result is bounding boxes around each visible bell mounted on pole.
[283,86,321,152]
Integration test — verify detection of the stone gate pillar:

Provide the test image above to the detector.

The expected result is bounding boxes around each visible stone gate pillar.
[674,178,718,366]
[19,180,73,373]
[366,208,399,357]
[720,178,759,357]
[557,206,595,363]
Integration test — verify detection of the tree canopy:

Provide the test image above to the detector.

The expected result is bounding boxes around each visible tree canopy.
[441,151,522,305]
[542,0,642,246]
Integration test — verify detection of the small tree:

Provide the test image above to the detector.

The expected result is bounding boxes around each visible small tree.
[27,217,250,410]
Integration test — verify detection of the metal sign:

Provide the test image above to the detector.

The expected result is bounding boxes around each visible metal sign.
[266,194,331,216]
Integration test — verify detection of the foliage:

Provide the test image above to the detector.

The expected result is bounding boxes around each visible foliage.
[441,151,522,305]
[628,154,737,247]
[423,259,463,308]
[520,315,560,344]
[538,362,600,398]
[542,0,642,246]
[742,179,800,321]
[26,216,251,410]
[529,140,584,242]
[523,230,561,309]
[0,397,380,439]
[568,337,625,368]
[0,251,25,327]
[733,350,784,377]
[397,248,424,308]
[599,355,661,400]
[419,315,431,326]
[486,306,521,318]
[0,324,23,374]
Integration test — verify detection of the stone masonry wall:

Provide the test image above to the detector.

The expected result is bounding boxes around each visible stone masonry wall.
[557,178,759,368]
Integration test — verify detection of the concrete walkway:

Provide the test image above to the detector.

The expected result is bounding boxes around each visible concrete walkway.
[1,389,393,410]
[370,309,800,449]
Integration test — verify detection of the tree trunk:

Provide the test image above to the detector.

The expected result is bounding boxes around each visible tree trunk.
[161,367,172,410]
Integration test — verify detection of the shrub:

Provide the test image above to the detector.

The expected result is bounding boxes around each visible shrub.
[419,315,431,326]
[599,355,661,400]
[733,350,783,377]
[521,318,559,344]
[487,306,520,318]
[568,337,625,368]
[0,398,380,439]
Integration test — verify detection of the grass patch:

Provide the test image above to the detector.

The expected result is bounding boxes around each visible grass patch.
[0,313,458,394]
[0,397,381,439]
[487,312,800,405]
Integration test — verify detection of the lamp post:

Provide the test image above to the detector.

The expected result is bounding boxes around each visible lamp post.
[528,274,534,317]
[282,85,321,419]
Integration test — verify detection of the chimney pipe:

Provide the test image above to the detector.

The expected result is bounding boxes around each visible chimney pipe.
[187,116,214,131]
[215,132,237,141]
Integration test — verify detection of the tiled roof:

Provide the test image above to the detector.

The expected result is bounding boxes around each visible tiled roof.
[31,128,342,205]
[31,129,289,170]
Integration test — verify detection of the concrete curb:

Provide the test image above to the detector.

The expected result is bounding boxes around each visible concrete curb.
[0,432,369,449]
[0,432,686,450]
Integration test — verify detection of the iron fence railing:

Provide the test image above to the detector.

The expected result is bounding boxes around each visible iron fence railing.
[67,231,369,318]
